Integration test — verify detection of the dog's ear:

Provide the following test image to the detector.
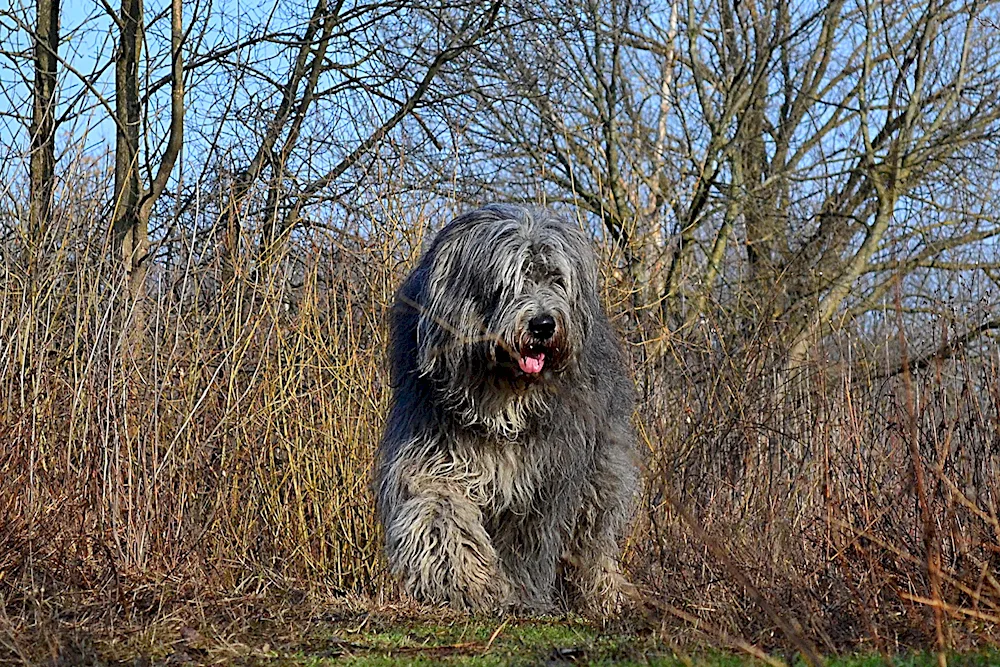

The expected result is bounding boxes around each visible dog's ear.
[390,236,465,384]
[411,269,450,381]
[390,266,430,385]
[411,237,481,383]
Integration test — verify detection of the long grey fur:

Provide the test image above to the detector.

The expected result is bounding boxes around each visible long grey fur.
[375,204,638,615]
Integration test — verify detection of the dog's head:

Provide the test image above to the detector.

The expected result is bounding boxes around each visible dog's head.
[406,204,601,399]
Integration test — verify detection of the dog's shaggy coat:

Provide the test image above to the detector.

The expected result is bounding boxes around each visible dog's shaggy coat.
[375,204,637,614]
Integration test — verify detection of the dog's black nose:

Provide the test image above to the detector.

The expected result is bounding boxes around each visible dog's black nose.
[528,314,556,340]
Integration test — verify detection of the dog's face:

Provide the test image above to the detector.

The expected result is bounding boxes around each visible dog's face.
[411,205,600,396]
[490,239,575,383]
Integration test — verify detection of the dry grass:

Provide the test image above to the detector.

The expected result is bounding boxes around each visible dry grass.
[632,321,1000,656]
[2,167,1000,663]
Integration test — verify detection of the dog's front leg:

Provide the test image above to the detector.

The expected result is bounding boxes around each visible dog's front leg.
[561,443,639,618]
[383,487,511,611]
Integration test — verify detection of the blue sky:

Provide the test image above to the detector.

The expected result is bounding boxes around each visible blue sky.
[1,2,119,158]
[0,0,296,170]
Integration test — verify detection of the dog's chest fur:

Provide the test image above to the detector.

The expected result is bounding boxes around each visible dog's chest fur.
[454,436,543,513]
[460,385,549,440]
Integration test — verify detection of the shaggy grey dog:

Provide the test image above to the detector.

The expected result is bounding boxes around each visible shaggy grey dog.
[375,204,637,615]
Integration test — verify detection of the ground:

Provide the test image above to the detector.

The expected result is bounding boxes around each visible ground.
[15,600,1000,666]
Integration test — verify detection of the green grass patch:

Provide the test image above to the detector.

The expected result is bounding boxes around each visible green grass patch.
[267,616,680,666]
[823,652,1000,667]
[26,602,1000,666]
[262,618,1000,666]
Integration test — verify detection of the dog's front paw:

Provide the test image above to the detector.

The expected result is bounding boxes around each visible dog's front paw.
[577,556,639,620]
[399,556,513,613]
[450,565,513,612]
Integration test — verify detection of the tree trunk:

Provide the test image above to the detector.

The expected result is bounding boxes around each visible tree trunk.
[113,0,146,299]
[786,191,897,366]
[28,0,60,265]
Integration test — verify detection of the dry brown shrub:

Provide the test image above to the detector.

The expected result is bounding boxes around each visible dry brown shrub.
[2,168,999,657]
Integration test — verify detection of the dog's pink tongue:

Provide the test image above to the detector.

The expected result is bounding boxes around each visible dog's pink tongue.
[518,352,545,374]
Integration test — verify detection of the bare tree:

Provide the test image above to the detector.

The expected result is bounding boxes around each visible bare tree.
[7,0,500,294]
[216,0,502,270]
[109,0,184,299]
[426,0,1000,363]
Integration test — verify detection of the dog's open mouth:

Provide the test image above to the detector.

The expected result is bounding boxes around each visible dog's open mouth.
[517,346,546,374]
